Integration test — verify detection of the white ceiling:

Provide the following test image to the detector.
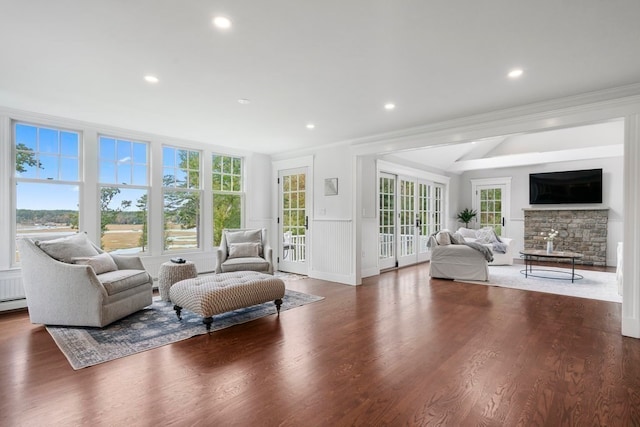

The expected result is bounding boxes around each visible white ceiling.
[383,119,625,173]
[1,1,640,155]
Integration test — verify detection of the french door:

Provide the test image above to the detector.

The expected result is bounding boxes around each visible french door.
[278,168,308,275]
[379,173,443,269]
[472,178,511,237]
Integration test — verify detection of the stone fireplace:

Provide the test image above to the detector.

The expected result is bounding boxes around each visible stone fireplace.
[523,208,608,266]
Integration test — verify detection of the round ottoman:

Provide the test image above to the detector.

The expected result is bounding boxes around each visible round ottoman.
[158,261,198,301]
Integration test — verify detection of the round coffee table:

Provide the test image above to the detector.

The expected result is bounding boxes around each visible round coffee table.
[519,249,584,283]
[158,261,198,301]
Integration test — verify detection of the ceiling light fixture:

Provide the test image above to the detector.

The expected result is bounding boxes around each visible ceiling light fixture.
[213,16,232,29]
[306,123,315,129]
[508,68,524,79]
[238,98,250,104]
[384,103,396,110]
[144,75,159,84]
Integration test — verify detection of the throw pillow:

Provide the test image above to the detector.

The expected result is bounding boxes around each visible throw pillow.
[450,232,466,245]
[436,231,451,246]
[35,233,100,263]
[476,227,499,244]
[228,242,261,259]
[72,252,119,274]
[456,227,477,239]
[225,229,263,255]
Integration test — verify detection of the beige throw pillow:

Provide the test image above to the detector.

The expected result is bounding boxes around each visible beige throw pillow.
[436,231,451,246]
[35,233,100,263]
[228,242,261,259]
[225,229,263,256]
[72,252,119,274]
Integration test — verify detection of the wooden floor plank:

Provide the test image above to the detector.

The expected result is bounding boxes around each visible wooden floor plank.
[1,263,639,426]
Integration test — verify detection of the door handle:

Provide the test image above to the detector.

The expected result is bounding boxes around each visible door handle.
[305,216,309,230]
[502,217,505,227]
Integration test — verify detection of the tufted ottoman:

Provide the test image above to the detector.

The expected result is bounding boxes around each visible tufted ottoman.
[169,271,286,331]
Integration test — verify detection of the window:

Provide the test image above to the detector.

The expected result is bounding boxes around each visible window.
[212,155,243,246]
[163,147,201,251]
[98,136,149,253]
[14,123,80,261]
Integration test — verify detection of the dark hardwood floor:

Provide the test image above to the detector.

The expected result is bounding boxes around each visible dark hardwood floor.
[1,263,639,426]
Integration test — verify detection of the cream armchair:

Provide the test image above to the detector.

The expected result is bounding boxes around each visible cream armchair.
[17,234,153,327]
[215,228,273,274]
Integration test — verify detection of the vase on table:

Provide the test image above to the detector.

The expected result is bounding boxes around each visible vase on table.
[546,240,553,254]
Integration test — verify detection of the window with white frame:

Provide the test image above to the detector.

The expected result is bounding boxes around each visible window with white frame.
[98,136,149,253]
[212,154,243,246]
[162,146,201,251]
[14,122,81,262]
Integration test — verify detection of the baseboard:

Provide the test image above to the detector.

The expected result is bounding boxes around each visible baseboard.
[622,316,640,338]
[309,270,358,286]
[361,267,380,278]
[0,298,27,312]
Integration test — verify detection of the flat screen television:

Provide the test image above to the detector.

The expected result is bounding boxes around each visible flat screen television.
[529,168,603,204]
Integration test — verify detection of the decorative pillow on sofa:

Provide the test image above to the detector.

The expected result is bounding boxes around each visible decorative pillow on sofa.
[225,230,263,256]
[35,233,100,263]
[456,227,477,239]
[72,252,119,274]
[436,231,452,245]
[476,227,501,244]
[228,242,261,259]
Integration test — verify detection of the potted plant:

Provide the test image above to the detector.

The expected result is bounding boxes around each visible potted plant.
[456,208,477,228]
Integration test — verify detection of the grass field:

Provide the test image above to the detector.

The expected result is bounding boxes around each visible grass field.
[17,223,198,253]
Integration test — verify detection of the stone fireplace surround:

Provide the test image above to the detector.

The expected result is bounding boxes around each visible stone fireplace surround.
[523,208,608,266]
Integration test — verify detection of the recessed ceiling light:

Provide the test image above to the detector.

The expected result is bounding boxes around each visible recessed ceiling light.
[384,103,396,110]
[213,16,232,29]
[508,68,524,79]
[144,75,159,84]
[238,98,250,104]
[306,123,315,129]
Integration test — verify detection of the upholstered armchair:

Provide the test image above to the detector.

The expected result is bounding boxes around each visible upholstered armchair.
[17,233,153,327]
[215,228,274,274]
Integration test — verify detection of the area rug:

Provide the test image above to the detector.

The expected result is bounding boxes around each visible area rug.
[455,264,622,303]
[47,289,323,370]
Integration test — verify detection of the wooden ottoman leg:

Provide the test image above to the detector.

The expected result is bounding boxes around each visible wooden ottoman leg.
[174,305,182,320]
[275,298,283,315]
[203,317,213,332]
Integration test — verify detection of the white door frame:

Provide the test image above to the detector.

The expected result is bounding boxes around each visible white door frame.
[272,156,314,274]
[471,177,512,236]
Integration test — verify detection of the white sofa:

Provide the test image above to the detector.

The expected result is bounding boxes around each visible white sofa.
[429,235,490,281]
[456,227,515,266]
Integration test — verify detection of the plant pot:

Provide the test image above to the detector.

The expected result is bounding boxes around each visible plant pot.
[546,240,554,254]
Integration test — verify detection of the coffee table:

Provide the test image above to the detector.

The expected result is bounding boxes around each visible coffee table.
[519,249,584,283]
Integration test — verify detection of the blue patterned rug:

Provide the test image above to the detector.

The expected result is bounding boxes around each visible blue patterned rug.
[47,289,323,370]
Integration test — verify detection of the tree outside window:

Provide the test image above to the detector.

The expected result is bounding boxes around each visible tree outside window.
[163,147,201,251]
[212,155,243,246]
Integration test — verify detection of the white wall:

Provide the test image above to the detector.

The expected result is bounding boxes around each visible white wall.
[458,156,624,266]
[0,107,272,309]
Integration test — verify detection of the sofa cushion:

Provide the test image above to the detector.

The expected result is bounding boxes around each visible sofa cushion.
[228,242,261,259]
[98,269,152,295]
[35,233,100,263]
[72,252,118,274]
[221,257,270,272]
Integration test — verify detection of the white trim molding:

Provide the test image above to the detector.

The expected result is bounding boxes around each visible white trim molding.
[622,114,640,338]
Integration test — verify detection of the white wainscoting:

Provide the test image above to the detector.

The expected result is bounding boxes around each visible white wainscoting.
[310,219,354,284]
[0,269,26,301]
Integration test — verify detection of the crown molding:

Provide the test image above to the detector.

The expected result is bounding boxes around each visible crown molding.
[346,83,640,155]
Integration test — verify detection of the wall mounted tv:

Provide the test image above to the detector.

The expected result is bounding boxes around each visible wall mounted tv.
[529,168,603,204]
